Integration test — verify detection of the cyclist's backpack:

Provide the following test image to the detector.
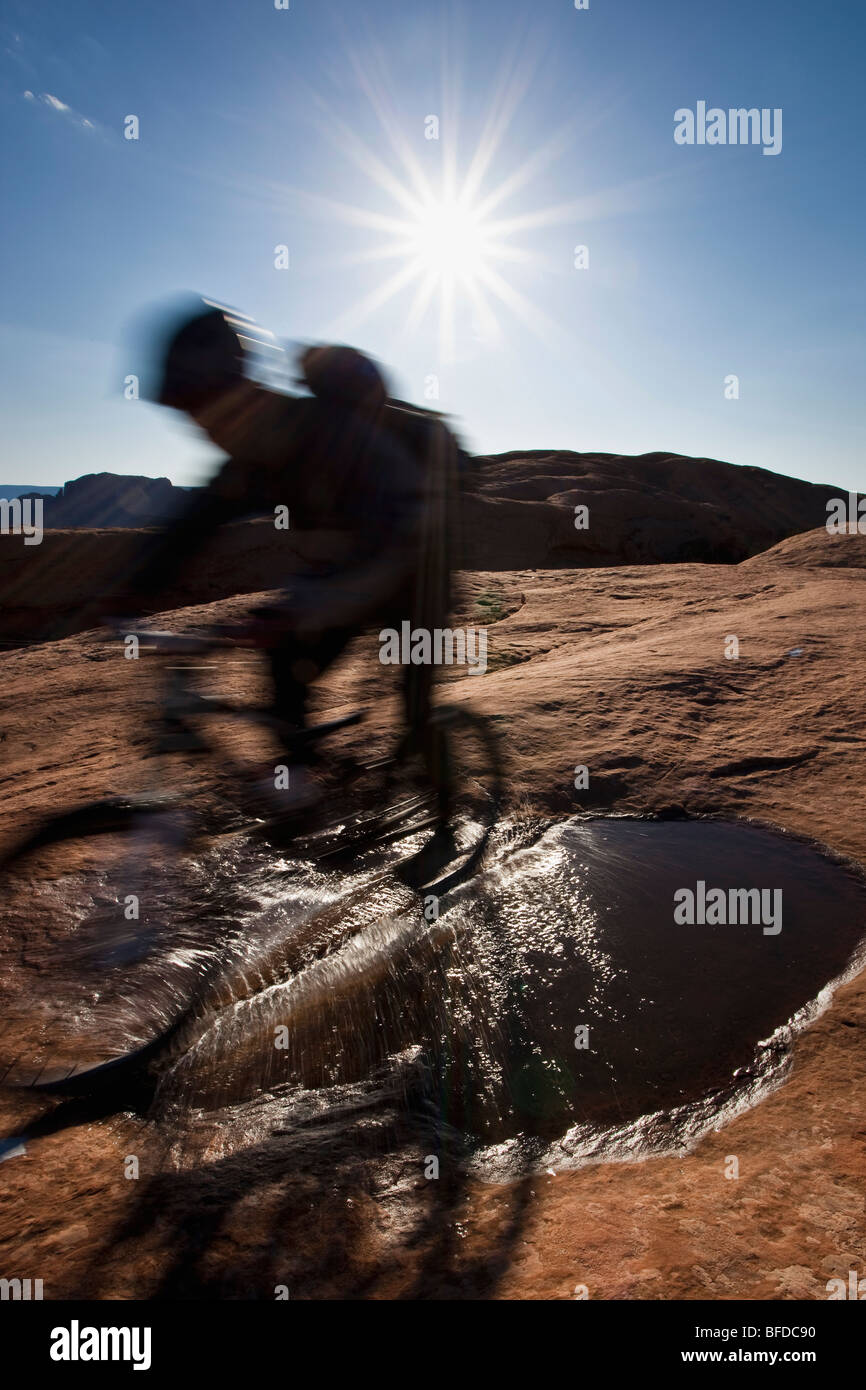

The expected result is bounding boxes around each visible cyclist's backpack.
[381,397,460,621]
[299,346,475,622]
[298,343,473,492]
[299,344,388,412]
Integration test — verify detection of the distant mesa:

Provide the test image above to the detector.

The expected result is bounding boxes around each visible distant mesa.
[0,484,60,501]
[17,472,188,529]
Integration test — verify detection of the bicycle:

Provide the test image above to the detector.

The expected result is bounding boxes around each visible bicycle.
[0,623,505,1100]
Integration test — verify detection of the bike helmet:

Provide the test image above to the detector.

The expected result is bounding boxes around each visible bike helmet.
[155,298,284,412]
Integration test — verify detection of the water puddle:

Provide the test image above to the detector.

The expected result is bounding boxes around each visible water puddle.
[4,814,866,1180]
[444,818,866,1174]
[143,816,866,1177]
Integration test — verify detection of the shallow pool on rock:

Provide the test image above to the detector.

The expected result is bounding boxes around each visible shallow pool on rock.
[151,815,866,1176]
[431,817,866,1162]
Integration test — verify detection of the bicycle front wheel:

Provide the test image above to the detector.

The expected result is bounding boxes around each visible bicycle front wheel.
[0,797,199,1087]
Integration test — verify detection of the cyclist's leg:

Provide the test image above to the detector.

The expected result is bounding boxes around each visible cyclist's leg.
[267,626,356,762]
[402,659,454,827]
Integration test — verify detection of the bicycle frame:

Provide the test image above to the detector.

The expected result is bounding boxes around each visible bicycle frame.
[127,627,365,760]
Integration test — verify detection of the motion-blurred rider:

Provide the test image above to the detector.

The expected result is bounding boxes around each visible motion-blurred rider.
[125,299,461,826]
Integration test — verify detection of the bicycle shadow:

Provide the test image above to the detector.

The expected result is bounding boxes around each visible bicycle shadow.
[75,1076,536,1300]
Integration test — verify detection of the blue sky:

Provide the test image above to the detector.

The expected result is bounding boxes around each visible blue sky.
[1,0,863,490]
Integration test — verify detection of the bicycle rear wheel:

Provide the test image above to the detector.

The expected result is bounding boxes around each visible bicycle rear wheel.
[384,701,506,891]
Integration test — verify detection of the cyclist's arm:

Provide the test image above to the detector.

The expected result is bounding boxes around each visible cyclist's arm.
[121,453,253,605]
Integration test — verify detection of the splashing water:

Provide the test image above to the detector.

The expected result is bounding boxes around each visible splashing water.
[4,816,866,1178]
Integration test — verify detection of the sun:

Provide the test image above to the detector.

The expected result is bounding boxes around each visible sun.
[310,156,556,362]
[297,45,599,361]
[407,197,489,281]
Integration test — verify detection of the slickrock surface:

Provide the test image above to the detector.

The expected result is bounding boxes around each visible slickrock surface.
[0,528,863,1299]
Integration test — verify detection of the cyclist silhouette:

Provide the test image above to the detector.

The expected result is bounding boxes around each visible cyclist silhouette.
[126,300,460,828]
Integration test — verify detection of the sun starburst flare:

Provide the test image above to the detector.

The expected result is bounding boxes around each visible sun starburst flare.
[282,38,675,367]
[292,38,592,362]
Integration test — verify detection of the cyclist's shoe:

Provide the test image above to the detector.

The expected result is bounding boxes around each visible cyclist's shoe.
[249,763,323,821]
[397,822,458,888]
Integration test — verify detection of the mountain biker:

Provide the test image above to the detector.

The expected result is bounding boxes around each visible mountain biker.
[123,299,460,832]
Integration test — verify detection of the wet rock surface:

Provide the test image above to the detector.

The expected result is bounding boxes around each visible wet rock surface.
[1,528,865,1298]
